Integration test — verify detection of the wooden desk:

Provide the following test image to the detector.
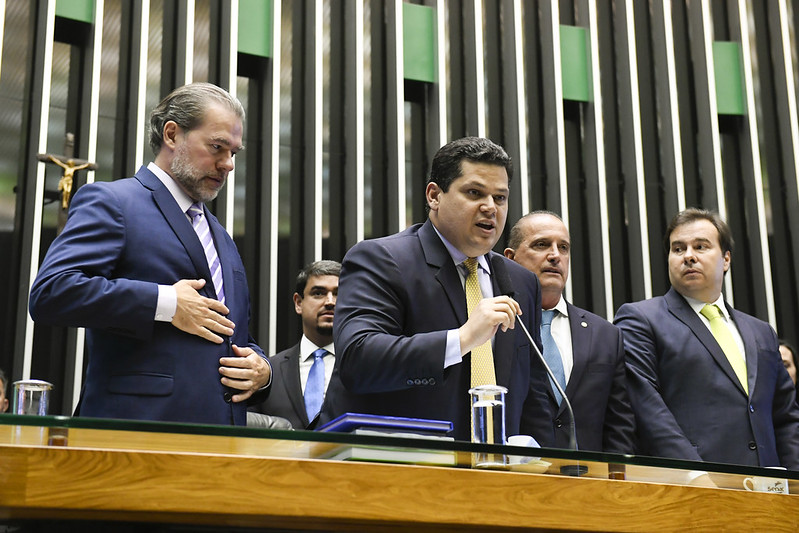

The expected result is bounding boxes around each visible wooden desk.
[1,423,798,531]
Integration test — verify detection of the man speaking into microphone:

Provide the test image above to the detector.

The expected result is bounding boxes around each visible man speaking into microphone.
[320,137,553,444]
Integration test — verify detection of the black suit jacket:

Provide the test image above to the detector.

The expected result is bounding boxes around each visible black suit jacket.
[550,302,635,453]
[249,343,309,429]
[320,220,554,444]
[615,288,799,468]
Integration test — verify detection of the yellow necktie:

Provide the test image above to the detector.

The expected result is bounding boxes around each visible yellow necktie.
[464,258,496,387]
[700,304,748,394]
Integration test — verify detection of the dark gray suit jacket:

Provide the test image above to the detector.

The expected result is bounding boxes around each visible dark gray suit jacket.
[615,288,799,468]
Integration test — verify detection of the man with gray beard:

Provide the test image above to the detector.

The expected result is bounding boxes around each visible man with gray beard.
[30,83,270,425]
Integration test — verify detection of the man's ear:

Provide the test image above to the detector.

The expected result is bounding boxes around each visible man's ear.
[293,292,303,315]
[504,248,515,260]
[426,182,441,211]
[162,121,180,150]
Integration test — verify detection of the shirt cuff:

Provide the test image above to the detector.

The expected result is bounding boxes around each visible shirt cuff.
[444,329,463,369]
[155,284,177,322]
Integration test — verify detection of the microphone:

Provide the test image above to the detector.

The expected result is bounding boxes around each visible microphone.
[490,256,581,460]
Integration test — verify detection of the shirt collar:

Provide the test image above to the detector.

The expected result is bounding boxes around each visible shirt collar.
[147,161,195,214]
[432,224,491,274]
[546,295,569,317]
[299,335,335,362]
[683,293,731,321]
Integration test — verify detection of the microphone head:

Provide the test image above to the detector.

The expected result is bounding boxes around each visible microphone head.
[490,255,515,298]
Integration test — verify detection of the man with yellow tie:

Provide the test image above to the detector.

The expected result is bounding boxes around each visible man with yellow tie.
[615,208,799,468]
[320,137,553,444]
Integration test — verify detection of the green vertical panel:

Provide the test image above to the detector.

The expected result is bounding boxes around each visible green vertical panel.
[713,41,745,115]
[56,0,94,23]
[403,3,436,83]
[560,25,590,102]
[238,0,272,58]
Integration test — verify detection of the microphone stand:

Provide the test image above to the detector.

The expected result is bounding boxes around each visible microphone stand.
[489,255,585,475]
[515,318,586,476]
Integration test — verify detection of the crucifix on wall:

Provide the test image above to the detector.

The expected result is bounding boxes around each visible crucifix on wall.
[37,133,97,232]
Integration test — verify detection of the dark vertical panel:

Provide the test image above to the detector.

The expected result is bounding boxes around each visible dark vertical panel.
[524,2,545,212]
[13,0,50,388]
[0,1,32,384]
[497,0,524,246]
[759,0,799,342]
[447,0,466,138]
[328,0,347,258]
[161,0,189,91]
[369,0,388,237]
[612,0,648,305]
[113,0,146,178]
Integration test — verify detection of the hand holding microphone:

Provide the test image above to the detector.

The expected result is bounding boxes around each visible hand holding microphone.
[458,295,521,355]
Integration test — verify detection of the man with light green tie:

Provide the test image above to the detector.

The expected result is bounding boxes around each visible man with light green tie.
[614,208,799,468]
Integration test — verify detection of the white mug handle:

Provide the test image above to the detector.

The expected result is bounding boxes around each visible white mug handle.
[743,477,755,491]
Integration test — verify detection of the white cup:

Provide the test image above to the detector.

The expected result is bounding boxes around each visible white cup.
[743,466,790,494]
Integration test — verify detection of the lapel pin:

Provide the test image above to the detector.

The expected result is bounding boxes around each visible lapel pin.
[581,321,588,328]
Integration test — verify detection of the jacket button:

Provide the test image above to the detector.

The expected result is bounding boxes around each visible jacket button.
[421,378,429,385]
[414,378,422,385]
[429,378,436,385]
[555,418,562,428]
[749,405,755,413]
[406,379,414,386]
[748,441,757,450]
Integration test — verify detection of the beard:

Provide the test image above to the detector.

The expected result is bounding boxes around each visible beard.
[316,324,333,337]
[171,143,221,203]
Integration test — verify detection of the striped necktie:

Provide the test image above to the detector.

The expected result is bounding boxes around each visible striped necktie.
[187,203,225,304]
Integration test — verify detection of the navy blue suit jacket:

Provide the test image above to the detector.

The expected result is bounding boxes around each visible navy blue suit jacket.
[552,302,635,453]
[320,220,554,444]
[615,288,799,468]
[29,166,263,425]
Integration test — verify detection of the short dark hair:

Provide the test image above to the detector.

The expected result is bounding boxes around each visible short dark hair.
[664,208,734,255]
[780,339,799,366]
[295,260,342,297]
[0,368,7,394]
[149,82,245,156]
[427,137,513,193]
[506,210,563,251]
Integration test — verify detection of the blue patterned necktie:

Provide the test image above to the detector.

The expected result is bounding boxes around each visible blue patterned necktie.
[541,310,566,405]
[305,348,327,421]
[187,203,225,304]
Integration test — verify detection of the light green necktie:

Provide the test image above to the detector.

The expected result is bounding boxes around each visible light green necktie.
[700,304,748,394]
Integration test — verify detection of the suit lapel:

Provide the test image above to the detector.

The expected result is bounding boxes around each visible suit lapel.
[282,346,308,426]
[138,167,216,300]
[665,288,747,396]
[728,306,757,396]
[564,303,589,411]
[418,220,467,324]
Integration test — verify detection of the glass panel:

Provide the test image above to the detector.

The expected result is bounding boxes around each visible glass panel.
[0,1,31,377]
[193,0,210,83]
[96,0,121,182]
